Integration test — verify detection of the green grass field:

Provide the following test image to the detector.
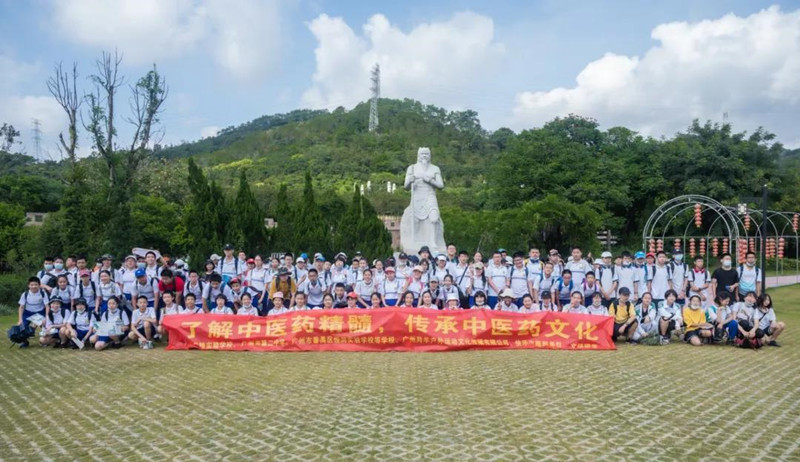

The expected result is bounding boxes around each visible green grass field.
[2,287,799,461]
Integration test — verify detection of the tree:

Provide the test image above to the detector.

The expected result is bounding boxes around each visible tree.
[46,63,81,162]
[0,123,21,152]
[0,202,25,268]
[271,183,294,252]
[354,194,392,260]
[130,194,181,255]
[293,171,330,255]
[183,159,228,267]
[333,187,362,256]
[231,170,268,254]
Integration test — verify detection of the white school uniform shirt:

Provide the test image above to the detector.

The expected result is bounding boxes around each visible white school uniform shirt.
[657,302,682,323]
[145,264,162,280]
[670,261,688,293]
[581,281,600,300]
[452,264,472,293]
[183,280,205,304]
[117,268,138,294]
[70,310,94,331]
[526,260,544,279]
[470,274,488,296]
[494,301,519,312]
[587,304,609,316]
[737,264,761,294]
[97,281,122,301]
[431,266,450,283]
[518,304,540,313]
[229,286,254,305]
[291,304,311,312]
[380,278,403,300]
[564,259,590,286]
[51,286,74,304]
[564,304,588,315]
[237,306,259,316]
[635,264,652,297]
[508,265,530,298]
[405,278,426,298]
[102,309,130,327]
[209,306,234,315]
[597,265,619,298]
[372,270,386,286]
[485,264,508,297]
[131,307,157,328]
[649,264,673,299]
[395,264,412,280]
[753,308,775,330]
[42,269,67,288]
[735,302,755,322]
[20,290,48,313]
[299,279,328,306]
[245,267,268,293]
[268,306,290,316]
[535,273,557,293]
[687,268,710,300]
[201,284,234,304]
[179,305,201,315]
[217,258,240,279]
[439,285,459,303]
[161,304,181,317]
[616,265,637,296]
[294,267,309,285]
[704,304,718,323]
[354,280,376,300]
[46,307,71,329]
[330,267,349,287]
[66,267,79,286]
[132,278,158,303]
[539,301,558,312]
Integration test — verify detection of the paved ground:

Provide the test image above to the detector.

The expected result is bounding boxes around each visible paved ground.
[1,286,799,461]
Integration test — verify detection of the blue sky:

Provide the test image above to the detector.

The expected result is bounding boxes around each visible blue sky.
[1,0,799,158]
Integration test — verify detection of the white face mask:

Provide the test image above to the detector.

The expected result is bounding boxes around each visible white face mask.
[722,260,732,268]
[674,254,683,262]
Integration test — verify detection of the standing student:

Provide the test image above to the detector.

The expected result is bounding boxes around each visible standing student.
[736,251,762,300]
[687,256,711,306]
[657,289,682,345]
[144,251,162,280]
[402,266,426,304]
[649,251,673,306]
[41,256,68,292]
[299,268,327,309]
[439,274,460,308]
[554,270,575,309]
[710,253,739,300]
[95,270,122,316]
[216,244,240,283]
[453,251,472,298]
[380,267,402,307]
[182,270,205,311]
[129,295,157,349]
[596,251,619,307]
[157,269,184,311]
[564,248,590,286]
[533,262,558,303]
[581,271,601,301]
[616,252,638,302]
[608,287,638,343]
[431,255,450,282]
[508,253,532,306]
[117,255,139,308]
[353,269,376,308]
[50,275,74,312]
[485,251,509,307]
[670,250,689,305]
[91,296,129,350]
[65,298,93,349]
[41,298,70,347]
[244,256,268,304]
[526,248,544,280]
[202,273,234,312]
[132,269,159,314]
[467,263,489,306]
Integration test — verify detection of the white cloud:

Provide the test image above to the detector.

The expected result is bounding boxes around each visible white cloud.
[511,6,800,145]
[51,0,283,81]
[200,125,220,138]
[301,11,505,111]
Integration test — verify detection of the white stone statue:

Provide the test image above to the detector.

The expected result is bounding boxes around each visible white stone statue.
[400,147,446,256]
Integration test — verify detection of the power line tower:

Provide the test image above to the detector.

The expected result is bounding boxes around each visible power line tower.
[368,63,380,132]
[31,118,42,160]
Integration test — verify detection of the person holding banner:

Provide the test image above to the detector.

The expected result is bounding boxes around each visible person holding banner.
[345,292,361,309]
[267,292,289,316]
[563,291,588,314]
[236,293,260,316]
[292,292,310,311]
[181,294,202,314]
[129,295,157,349]
[209,294,234,315]
[417,291,438,310]
[91,296,129,350]
[444,293,461,310]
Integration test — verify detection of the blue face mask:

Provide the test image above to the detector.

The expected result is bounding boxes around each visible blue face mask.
[44,264,54,270]
[54,263,64,270]
[137,262,146,269]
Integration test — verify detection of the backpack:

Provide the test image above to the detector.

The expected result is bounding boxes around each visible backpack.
[44,272,58,289]
[47,306,67,323]
[78,281,97,299]
[734,336,763,349]
[598,265,615,281]
[7,324,35,345]
[652,264,673,280]
[737,264,760,280]
[509,266,529,281]
[610,301,634,320]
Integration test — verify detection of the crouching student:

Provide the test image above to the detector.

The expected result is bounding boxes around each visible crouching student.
[495,289,519,312]
[91,296,130,350]
[538,290,557,311]
[65,298,93,349]
[41,298,70,348]
[470,291,490,310]
[156,291,182,340]
[682,295,715,346]
[209,294,234,315]
[236,292,260,316]
[17,277,50,347]
[517,294,538,313]
[754,294,785,347]
[713,291,737,344]
[608,287,638,343]
[180,294,201,314]
[444,293,461,310]
[267,292,289,315]
[129,295,158,349]
[563,291,588,314]
[657,289,682,345]
[587,292,609,316]
[367,292,384,310]
[633,292,658,342]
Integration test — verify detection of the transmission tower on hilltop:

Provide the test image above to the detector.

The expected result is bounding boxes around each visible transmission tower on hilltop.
[32,118,42,160]
[369,63,380,132]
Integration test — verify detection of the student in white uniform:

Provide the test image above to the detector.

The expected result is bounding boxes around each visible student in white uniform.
[649,251,673,305]
[485,252,509,307]
[65,298,94,349]
[587,292,609,316]
[508,253,532,305]
[216,244,241,284]
[564,248,590,286]
[669,249,689,305]
[117,255,139,308]
[299,268,327,309]
[182,270,206,311]
[50,275,74,312]
[201,274,234,312]
[657,289,682,344]
[41,298,70,347]
[144,252,162,280]
[736,252,762,301]
[129,295,157,349]
[533,262,558,303]
[380,267,403,307]
[236,292,260,316]
[632,292,658,342]
[495,288,519,312]
[563,291,588,314]
[526,248,544,280]
[17,277,51,344]
[157,290,182,339]
[687,256,711,306]
[95,270,122,315]
[91,296,130,350]
[596,251,619,306]
[615,252,638,301]
[634,251,652,301]
[180,294,202,314]
[209,294,234,315]
[267,292,289,316]
[452,251,472,296]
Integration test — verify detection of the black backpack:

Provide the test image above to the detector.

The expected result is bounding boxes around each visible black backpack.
[7,324,35,345]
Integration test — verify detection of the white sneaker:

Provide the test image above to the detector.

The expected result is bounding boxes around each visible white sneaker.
[146,341,154,350]
[138,338,145,348]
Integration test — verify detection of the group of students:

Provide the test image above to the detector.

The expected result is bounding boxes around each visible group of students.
[15,243,786,349]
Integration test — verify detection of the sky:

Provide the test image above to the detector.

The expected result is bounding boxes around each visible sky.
[1,0,799,159]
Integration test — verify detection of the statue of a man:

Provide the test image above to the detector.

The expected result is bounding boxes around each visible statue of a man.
[400,147,446,256]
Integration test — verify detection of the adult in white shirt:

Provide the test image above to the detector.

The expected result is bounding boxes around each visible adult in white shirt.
[452,252,472,295]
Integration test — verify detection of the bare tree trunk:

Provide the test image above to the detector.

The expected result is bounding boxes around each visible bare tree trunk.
[47,62,81,165]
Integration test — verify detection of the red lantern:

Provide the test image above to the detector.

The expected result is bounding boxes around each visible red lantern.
[749,238,755,252]
[689,238,696,258]
[779,237,785,259]
[656,239,663,252]
[699,238,706,255]
[722,238,729,254]
[648,239,656,253]
[793,214,798,232]
[737,239,747,262]
[674,238,681,251]
[744,213,750,231]
[694,204,702,228]
[712,238,719,257]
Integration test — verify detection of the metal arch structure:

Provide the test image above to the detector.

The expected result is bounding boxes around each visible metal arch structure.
[643,195,800,283]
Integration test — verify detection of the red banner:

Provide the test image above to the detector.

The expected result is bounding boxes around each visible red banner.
[163,308,616,352]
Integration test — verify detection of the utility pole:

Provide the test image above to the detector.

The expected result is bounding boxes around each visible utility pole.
[32,118,42,160]
[368,63,380,132]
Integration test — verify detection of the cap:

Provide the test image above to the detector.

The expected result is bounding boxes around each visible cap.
[385,267,396,273]
[473,262,484,269]
[498,248,506,253]
[79,269,90,277]
[300,253,308,260]
[314,253,325,261]
[540,290,552,299]
[223,244,234,250]
[646,252,656,258]
[447,293,459,302]
[418,246,430,254]
[135,269,146,278]
[413,265,424,272]
[229,277,240,285]
[272,291,284,299]
[278,267,290,276]
[50,298,62,305]
[210,253,221,261]
[101,253,113,261]
[500,288,514,298]
[246,258,255,264]
[74,297,87,306]
[673,249,684,255]
[429,276,439,283]
[347,291,359,299]
[601,251,613,258]
[549,249,560,256]
[399,252,408,259]
[618,287,631,296]
[174,259,186,267]
[634,251,646,259]
[296,257,306,263]
[125,255,136,261]
[436,255,446,261]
